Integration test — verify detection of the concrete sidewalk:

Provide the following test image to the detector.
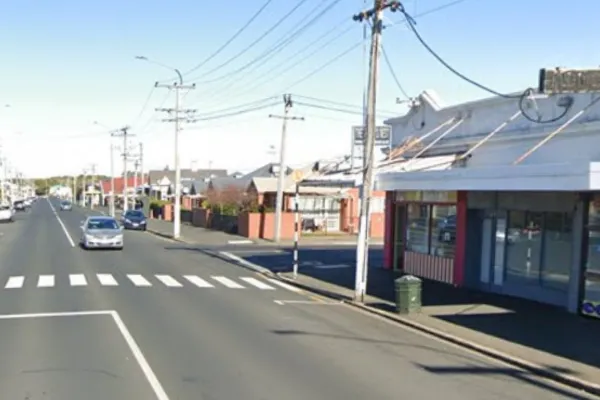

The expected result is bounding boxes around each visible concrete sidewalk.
[268,268,600,396]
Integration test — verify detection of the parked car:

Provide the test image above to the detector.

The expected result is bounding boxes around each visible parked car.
[121,210,147,230]
[13,200,25,212]
[0,204,13,223]
[80,216,124,250]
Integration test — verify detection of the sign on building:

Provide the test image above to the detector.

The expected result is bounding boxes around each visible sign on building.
[539,68,600,94]
[352,125,391,146]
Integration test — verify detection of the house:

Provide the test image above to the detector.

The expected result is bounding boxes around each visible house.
[376,89,600,318]
[100,175,148,206]
[147,167,228,199]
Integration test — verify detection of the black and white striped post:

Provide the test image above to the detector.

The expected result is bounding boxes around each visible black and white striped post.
[292,182,300,279]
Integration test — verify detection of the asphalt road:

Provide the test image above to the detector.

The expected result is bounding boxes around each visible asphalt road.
[0,198,595,399]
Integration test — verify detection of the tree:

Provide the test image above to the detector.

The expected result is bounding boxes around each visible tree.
[167,185,173,196]
[189,183,197,196]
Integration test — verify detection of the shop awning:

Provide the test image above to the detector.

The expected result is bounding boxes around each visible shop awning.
[376,160,600,191]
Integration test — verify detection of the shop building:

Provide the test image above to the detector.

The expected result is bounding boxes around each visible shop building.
[377,90,600,317]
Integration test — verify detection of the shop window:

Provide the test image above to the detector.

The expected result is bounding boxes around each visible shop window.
[430,205,457,258]
[405,203,429,254]
[504,211,543,285]
[541,212,572,291]
[584,198,600,313]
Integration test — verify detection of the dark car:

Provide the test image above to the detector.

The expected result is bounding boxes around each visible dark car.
[13,200,25,212]
[121,210,147,230]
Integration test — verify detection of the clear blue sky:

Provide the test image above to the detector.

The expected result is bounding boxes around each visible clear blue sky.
[0,0,598,177]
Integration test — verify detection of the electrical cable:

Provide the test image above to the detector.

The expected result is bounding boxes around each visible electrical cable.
[380,43,410,100]
[293,94,398,115]
[198,23,355,106]
[189,0,310,81]
[281,41,363,92]
[129,87,156,127]
[201,0,471,108]
[181,0,274,78]
[397,3,571,124]
[195,102,280,121]
[294,101,396,118]
[188,0,345,86]
[199,96,279,116]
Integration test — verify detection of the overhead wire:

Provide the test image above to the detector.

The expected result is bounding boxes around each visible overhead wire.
[199,96,279,116]
[293,101,396,118]
[188,0,346,90]
[203,0,475,108]
[194,102,280,122]
[380,43,410,100]
[180,0,274,78]
[188,0,311,82]
[293,94,398,115]
[129,87,156,127]
[396,2,571,124]
[192,20,354,106]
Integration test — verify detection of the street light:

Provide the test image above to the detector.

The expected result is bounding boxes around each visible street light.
[135,55,192,239]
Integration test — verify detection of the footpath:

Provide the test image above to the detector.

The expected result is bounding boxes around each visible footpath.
[273,266,600,396]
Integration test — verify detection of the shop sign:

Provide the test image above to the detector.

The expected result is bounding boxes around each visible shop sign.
[539,68,600,94]
[581,301,600,319]
[395,190,456,203]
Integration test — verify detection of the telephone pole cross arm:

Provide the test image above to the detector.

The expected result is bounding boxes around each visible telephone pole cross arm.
[111,126,134,212]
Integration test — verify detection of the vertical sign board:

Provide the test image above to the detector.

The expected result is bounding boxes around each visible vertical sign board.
[352,125,391,145]
[539,68,600,94]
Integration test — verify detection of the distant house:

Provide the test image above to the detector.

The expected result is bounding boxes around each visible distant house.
[147,167,228,199]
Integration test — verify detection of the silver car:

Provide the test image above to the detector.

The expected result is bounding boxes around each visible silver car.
[80,216,124,250]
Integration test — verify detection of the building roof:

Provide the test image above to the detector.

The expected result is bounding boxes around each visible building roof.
[100,175,147,194]
[147,168,228,185]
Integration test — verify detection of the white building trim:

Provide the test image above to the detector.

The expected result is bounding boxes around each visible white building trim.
[377,90,600,192]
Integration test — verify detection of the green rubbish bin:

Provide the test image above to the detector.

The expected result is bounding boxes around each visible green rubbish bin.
[395,275,422,314]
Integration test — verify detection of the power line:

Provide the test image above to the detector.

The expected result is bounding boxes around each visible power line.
[380,43,410,100]
[188,0,345,86]
[282,41,363,92]
[204,23,355,104]
[396,2,571,123]
[129,87,156,126]
[293,94,398,115]
[294,101,396,118]
[180,0,275,78]
[199,96,279,116]
[190,0,310,81]
[195,102,280,122]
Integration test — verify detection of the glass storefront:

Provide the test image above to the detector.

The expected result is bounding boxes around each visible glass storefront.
[583,196,600,318]
[500,210,573,291]
[405,203,456,258]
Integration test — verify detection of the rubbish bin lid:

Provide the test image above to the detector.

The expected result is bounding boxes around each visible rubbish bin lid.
[396,275,421,282]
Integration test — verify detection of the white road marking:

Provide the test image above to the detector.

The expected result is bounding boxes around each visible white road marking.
[0,310,112,319]
[265,278,302,292]
[37,275,55,287]
[110,311,170,400]
[183,275,214,288]
[155,275,183,288]
[5,276,24,289]
[273,299,343,305]
[212,276,245,289]
[240,277,275,290]
[97,274,118,286]
[313,264,350,269]
[46,198,75,247]
[127,274,152,287]
[69,274,87,286]
[227,239,253,244]
[219,251,271,274]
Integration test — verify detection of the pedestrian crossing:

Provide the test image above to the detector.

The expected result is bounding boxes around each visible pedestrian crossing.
[1,273,301,292]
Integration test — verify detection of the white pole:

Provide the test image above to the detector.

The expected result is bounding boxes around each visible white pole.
[173,85,181,239]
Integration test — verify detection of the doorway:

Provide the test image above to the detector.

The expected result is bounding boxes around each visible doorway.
[393,204,406,271]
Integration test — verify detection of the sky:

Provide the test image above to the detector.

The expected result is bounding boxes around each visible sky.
[0,0,598,178]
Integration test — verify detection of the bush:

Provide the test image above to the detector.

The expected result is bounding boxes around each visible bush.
[149,198,169,208]
[205,185,256,216]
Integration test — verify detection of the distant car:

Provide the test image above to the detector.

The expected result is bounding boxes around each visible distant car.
[0,204,13,223]
[80,216,124,250]
[60,200,72,211]
[121,210,147,230]
[13,200,25,212]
